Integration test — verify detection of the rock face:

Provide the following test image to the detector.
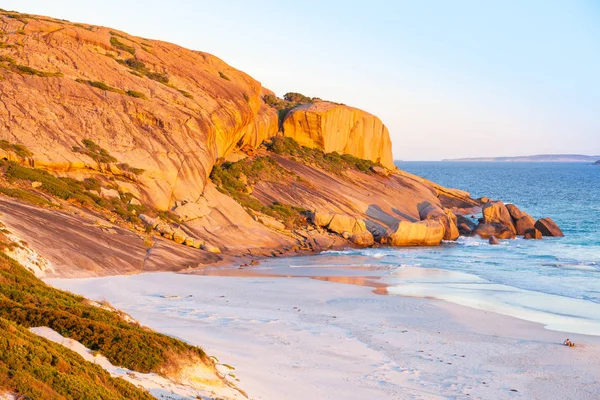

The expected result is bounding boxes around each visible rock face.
[383,220,445,246]
[535,218,564,237]
[0,13,278,210]
[281,102,395,169]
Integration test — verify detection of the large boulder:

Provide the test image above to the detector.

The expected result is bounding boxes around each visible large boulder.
[472,223,516,239]
[506,204,529,221]
[456,215,477,236]
[482,201,516,234]
[383,220,445,246]
[418,203,459,241]
[514,215,536,236]
[534,218,564,237]
[282,102,395,169]
[524,228,542,240]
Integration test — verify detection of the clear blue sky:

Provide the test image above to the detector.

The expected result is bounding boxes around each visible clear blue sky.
[5,1,600,160]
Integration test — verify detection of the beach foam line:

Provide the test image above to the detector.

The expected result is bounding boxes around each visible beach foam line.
[385,266,600,336]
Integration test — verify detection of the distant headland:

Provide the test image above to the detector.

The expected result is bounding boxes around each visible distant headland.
[443,154,600,163]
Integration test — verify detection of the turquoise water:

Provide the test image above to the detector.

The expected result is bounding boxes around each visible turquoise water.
[263,162,600,335]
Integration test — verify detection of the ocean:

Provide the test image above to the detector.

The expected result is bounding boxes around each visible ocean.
[240,162,600,335]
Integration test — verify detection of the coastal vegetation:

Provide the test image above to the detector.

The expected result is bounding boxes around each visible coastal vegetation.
[0,250,208,374]
[266,136,380,174]
[210,156,307,229]
[0,317,154,400]
[263,92,315,124]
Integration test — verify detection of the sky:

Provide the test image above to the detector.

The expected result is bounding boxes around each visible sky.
[4,1,599,160]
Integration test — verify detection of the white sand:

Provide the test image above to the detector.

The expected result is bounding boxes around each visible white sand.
[48,273,600,400]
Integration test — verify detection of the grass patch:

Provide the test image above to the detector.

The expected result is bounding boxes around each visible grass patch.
[117,58,171,86]
[126,90,147,100]
[117,163,145,175]
[178,89,193,99]
[210,156,307,229]
[265,136,379,174]
[0,187,54,208]
[0,140,32,158]
[73,139,118,164]
[110,36,135,55]
[15,65,63,77]
[76,79,125,95]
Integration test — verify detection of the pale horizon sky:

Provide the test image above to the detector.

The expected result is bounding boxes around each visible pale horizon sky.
[4,1,599,160]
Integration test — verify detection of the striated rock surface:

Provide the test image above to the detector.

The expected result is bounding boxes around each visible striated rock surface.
[281,102,394,169]
[0,12,278,210]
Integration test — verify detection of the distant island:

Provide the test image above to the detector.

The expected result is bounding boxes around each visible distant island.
[594,159,600,165]
[443,154,600,163]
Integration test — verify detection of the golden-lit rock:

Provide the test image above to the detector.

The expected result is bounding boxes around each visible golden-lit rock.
[383,220,445,246]
[282,102,395,169]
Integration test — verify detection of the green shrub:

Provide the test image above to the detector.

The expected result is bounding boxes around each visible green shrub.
[178,89,193,99]
[265,136,379,174]
[0,187,54,207]
[0,252,208,376]
[210,156,307,228]
[126,90,147,99]
[73,139,118,163]
[0,317,155,399]
[219,71,230,81]
[110,36,135,55]
[0,140,32,158]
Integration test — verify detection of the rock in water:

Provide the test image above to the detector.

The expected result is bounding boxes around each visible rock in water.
[506,204,529,221]
[482,201,516,234]
[524,228,542,240]
[514,215,536,236]
[456,215,477,236]
[489,236,500,245]
[472,223,516,239]
[534,218,564,237]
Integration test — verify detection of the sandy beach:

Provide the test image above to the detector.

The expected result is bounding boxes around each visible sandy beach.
[49,269,600,400]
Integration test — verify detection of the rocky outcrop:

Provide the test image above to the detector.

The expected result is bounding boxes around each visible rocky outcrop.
[281,102,395,169]
[535,218,564,237]
[383,220,445,246]
[418,203,459,241]
[310,212,374,247]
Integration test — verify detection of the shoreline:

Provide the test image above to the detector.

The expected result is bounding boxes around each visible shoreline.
[48,269,600,400]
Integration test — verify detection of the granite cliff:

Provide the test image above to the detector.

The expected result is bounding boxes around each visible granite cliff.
[0,10,561,279]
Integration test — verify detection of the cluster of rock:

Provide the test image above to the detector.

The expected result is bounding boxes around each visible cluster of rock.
[309,212,375,247]
[139,214,221,253]
[459,200,563,243]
